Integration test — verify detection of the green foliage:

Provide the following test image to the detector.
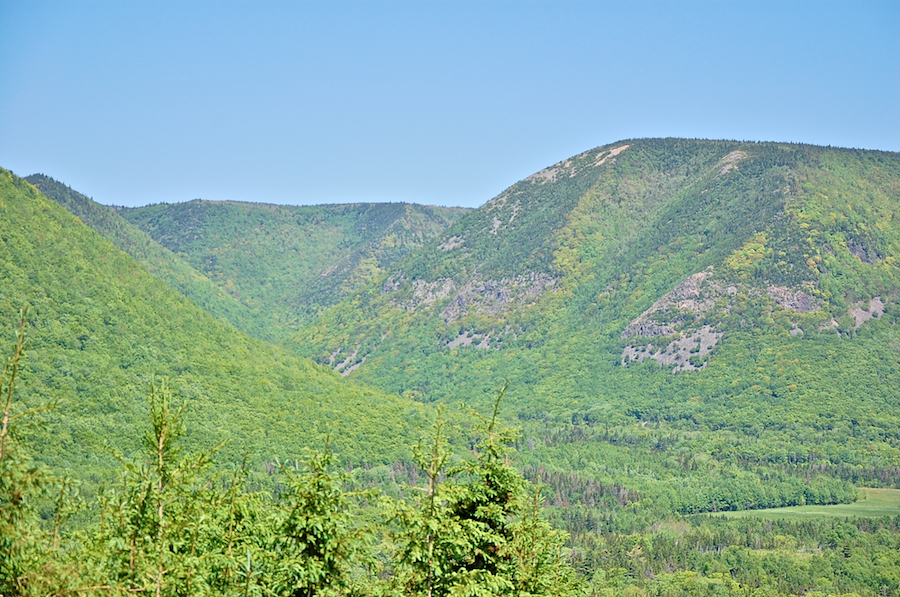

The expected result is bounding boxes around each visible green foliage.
[120,198,468,337]
[1,332,576,596]
[281,140,900,523]
[4,138,900,595]
[1,167,430,483]
[389,393,579,596]
[88,382,221,595]
[25,174,282,342]
[272,447,363,596]
[572,515,900,597]
[0,310,44,596]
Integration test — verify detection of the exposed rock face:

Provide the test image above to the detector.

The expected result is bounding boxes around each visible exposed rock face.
[525,166,562,184]
[524,144,631,185]
[438,235,464,251]
[620,270,733,372]
[594,144,630,167]
[382,271,557,322]
[622,325,722,372]
[618,261,880,371]
[405,278,458,311]
[482,193,522,236]
[847,238,882,264]
[850,297,885,328]
[440,272,557,323]
[332,348,359,375]
[446,330,491,350]
[718,150,748,175]
[621,270,735,339]
[766,285,821,313]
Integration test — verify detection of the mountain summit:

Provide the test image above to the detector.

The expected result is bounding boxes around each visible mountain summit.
[288,139,899,421]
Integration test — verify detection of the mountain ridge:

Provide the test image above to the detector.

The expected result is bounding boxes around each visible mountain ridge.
[1,168,431,479]
[290,139,899,387]
[266,139,900,516]
[24,173,284,341]
[120,198,469,338]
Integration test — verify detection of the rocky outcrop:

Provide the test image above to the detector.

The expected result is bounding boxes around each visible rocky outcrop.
[622,325,722,372]
[382,270,557,322]
[438,235,464,251]
[621,270,736,339]
[440,272,556,323]
[382,274,457,311]
[594,144,630,167]
[847,238,882,264]
[766,285,821,313]
[718,150,747,175]
[446,330,492,350]
[620,270,733,372]
[850,297,885,328]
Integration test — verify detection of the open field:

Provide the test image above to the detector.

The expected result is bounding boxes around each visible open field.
[718,488,900,519]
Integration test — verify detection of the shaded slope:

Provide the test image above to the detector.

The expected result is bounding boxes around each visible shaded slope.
[0,168,429,479]
[25,174,281,341]
[122,199,468,336]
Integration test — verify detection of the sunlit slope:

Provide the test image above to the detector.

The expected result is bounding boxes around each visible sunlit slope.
[25,174,281,342]
[287,140,900,490]
[122,199,468,336]
[0,169,428,477]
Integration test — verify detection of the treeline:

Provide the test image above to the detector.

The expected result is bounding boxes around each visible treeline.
[570,515,900,597]
[517,423,860,517]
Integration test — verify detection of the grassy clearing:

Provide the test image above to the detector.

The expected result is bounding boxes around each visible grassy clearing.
[718,488,900,519]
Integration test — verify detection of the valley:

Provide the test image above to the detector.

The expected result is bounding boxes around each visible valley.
[2,138,900,595]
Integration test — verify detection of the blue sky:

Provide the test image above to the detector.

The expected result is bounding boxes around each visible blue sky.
[1,1,897,208]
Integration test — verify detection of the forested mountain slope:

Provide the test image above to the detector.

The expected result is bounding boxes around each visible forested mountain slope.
[286,139,900,514]
[25,174,282,341]
[0,168,429,479]
[5,143,900,596]
[121,198,468,337]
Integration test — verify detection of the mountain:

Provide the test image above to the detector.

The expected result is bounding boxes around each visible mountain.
[119,199,469,338]
[0,168,430,480]
[284,138,900,513]
[24,174,282,342]
[6,140,900,596]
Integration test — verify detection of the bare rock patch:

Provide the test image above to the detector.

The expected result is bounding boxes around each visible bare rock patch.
[766,285,821,313]
[595,145,630,167]
[847,238,882,264]
[447,330,491,350]
[850,297,885,328]
[438,235,464,251]
[525,166,561,184]
[718,150,748,175]
[622,270,735,339]
[319,263,340,278]
[441,272,557,323]
[622,326,722,372]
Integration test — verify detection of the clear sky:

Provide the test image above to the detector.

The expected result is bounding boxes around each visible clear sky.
[1,1,898,208]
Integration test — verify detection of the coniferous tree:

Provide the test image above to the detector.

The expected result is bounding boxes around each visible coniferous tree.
[270,445,366,597]
[390,391,579,596]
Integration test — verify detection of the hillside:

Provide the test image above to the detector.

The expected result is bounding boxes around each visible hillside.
[120,198,468,337]
[24,174,283,341]
[286,139,900,514]
[5,142,900,596]
[0,168,429,479]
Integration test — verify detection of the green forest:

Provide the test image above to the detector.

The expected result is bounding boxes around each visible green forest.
[2,138,900,595]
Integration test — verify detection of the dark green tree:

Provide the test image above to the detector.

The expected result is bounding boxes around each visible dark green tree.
[270,444,366,597]
[391,390,579,596]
